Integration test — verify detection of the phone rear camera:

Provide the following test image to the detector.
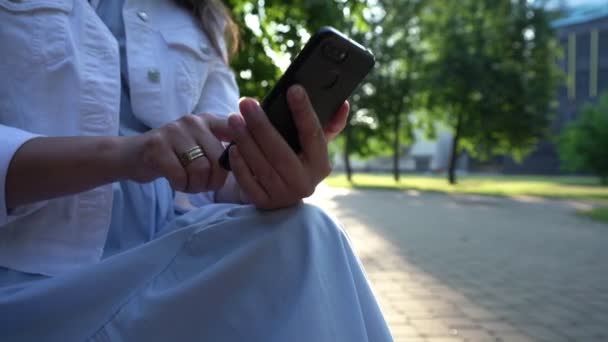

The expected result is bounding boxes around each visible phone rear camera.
[322,43,348,64]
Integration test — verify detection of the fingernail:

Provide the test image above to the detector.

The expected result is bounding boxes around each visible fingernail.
[289,85,305,100]
[240,98,261,116]
[228,114,245,130]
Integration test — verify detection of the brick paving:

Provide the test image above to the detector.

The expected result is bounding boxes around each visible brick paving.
[308,186,608,342]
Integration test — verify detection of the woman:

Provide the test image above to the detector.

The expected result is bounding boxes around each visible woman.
[0,0,392,341]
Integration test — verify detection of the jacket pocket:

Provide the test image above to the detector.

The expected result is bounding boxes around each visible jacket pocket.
[0,0,74,69]
[158,26,216,113]
[0,0,72,12]
[159,26,216,62]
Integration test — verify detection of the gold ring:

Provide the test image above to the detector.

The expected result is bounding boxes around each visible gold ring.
[179,146,206,167]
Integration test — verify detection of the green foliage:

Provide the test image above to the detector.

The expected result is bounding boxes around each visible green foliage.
[226,0,363,99]
[324,173,608,203]
[343,0,423,158]
[579,207,608,224]
[558,93,608,185]
[418,0,561,173]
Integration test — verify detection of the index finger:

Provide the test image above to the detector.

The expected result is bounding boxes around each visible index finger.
[197,112,234,142]
[324,101,350,141]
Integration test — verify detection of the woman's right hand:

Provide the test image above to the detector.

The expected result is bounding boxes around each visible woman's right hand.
[121,113,233,193]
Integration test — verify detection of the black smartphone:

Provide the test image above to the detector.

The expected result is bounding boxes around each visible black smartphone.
[219,26,375,170]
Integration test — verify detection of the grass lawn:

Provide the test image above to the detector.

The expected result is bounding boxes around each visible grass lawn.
[325,173,608,205]
[578,207,608,224]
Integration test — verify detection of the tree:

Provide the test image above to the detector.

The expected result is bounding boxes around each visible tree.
[558,93,608,185]
[363,0,424,182]
[418,0,560,184]
[333,0,425,181]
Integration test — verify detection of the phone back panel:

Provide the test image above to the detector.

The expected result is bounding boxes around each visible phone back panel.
[262,27,375,152]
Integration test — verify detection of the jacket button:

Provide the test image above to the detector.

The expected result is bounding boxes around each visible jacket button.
[200,44,211,56]
[137,11,149,22]
[147,69,160,83]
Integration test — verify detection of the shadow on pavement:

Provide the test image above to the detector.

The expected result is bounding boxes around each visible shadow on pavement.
[324,189,608,341]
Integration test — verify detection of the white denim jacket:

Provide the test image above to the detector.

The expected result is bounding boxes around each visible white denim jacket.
[0,0,239,275]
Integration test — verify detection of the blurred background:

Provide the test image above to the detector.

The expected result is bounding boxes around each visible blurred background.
[226,0,608,340]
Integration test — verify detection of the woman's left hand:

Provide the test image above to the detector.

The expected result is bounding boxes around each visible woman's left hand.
[226,85,349,210]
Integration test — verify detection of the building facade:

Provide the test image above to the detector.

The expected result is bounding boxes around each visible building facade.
[502,5,608,174]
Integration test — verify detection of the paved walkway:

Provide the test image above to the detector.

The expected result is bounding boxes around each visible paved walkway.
[308,186,608,342]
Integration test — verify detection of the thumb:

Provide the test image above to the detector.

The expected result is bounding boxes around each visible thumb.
[200,113,234,142]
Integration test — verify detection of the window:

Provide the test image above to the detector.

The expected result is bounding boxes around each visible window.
[567,32,576,100]
[590,29,599,98]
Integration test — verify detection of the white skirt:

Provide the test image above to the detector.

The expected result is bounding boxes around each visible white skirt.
[0,203,392,342]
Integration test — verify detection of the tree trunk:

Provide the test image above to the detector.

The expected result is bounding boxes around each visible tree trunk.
[393,113,401,182]
[344,124,353,183]
[448,114,463,185]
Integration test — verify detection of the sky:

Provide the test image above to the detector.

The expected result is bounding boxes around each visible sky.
[545,0,608,7]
